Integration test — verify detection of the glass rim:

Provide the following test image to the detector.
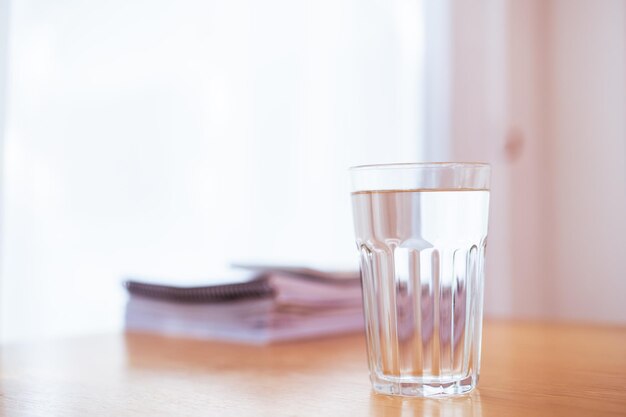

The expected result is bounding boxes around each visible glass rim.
[349,162,491,171]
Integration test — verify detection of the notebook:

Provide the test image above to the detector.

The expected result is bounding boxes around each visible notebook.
[123,265,364,344]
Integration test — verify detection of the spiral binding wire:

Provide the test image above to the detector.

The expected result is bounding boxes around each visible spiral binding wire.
[123,278,274,303]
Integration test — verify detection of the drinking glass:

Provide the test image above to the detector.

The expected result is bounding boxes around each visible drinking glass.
[350,162,490,397]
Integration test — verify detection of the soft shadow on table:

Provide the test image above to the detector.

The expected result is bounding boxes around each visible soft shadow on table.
[369,391,482,417]
[123,331,367,374]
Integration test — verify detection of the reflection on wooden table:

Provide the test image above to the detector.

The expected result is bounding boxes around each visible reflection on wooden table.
[1,321,625,416]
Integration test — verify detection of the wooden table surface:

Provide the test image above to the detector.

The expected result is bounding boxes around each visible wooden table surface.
[1,320,625,416]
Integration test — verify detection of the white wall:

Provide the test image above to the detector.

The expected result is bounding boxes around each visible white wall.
[0,0,9,336]
[545,0,626,322]
[0,0,6,150]
[449,0,626,323]
[504,0,552,319]
[4,0,622,344]
[447,0,515,317]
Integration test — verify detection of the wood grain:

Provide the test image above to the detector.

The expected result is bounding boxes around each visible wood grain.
[1,321,625,416]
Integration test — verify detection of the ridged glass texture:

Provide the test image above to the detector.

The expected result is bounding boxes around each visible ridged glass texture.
[352,188,489,397]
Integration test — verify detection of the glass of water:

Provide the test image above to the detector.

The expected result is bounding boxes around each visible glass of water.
[350,162,490,397]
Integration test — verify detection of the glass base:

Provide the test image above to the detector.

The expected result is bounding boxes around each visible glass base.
[371,374,477,397]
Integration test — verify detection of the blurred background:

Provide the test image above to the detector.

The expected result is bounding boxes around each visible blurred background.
[0,0,624,343]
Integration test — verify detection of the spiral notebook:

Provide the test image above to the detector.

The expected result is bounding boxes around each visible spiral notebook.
[123,265,364,344]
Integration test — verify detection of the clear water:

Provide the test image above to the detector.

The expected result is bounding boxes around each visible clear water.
[351,189,489,396]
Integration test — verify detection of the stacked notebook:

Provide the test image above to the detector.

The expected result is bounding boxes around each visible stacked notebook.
[123,265,364,344]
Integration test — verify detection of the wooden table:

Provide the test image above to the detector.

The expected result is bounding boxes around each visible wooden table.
[1,321,625,416]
